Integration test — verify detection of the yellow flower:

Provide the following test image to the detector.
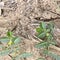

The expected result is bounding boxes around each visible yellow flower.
[8,40,12,46]
[46,33,49,37]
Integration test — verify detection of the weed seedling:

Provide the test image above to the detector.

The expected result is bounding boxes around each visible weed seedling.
[35,21,60,60]
[0,31,32,60]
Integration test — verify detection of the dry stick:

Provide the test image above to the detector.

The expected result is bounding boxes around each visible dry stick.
[8,54,15,60]
[33,35,42,42]
[46,9,60,16]
[32,16,60,26]
[34,7,60,22]
[40,7,60,17]
[34,17,60,22]
[8,54,13,58]
[2,7,14,10]
[49,46,60,54]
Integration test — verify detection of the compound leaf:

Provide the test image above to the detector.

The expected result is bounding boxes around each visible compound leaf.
[37,32,46,39]
[15,53,32,59]
[0,37,9,43]
[14,37,21,44]
[35,42,48,49]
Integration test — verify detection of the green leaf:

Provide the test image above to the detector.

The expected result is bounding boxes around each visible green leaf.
[7,31,13,37]
[37,58,45,60]
[37,32,46,38]
[14,37,21,44]
[43,50,60,60]
[0,37,9,43]
[49,21,54,28]
[19,53,32,58]
[47,22,54,32]
[0,49,10,56]
[40,22,46,30]
[43,50,49,55]
[15,53,32,59]
[35,42,48,49]
[49,51,60,60]
[36,27,43,33]
[56,55,60,60]
[46,29,50,33]
[49,41,56,45]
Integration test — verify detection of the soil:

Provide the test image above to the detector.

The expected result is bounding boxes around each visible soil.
[0,0,60,60]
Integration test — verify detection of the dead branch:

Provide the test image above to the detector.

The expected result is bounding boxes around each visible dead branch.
[34,17,60,22]
[40,7,60,16]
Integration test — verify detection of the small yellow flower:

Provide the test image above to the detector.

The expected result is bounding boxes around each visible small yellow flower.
[46,33,49,37]
[8,40,12,46]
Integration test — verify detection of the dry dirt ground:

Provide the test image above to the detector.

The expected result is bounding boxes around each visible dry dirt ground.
[0,0,60,60]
